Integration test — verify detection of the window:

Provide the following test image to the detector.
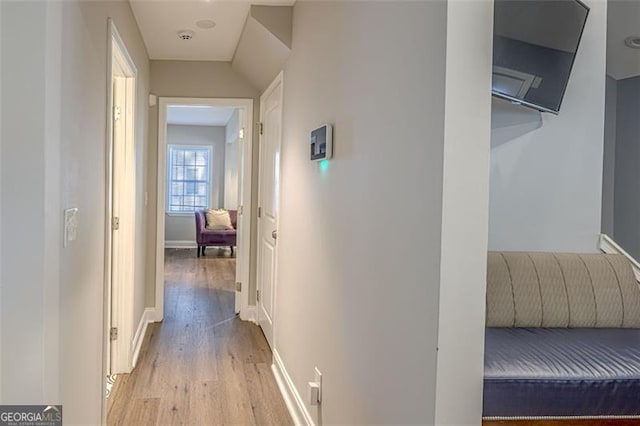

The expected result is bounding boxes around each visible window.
[167,145,212,213]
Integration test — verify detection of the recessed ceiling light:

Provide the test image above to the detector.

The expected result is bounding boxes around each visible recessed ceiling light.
[196,20,216,30]
[177,30,195,41]
[624,36,640,49]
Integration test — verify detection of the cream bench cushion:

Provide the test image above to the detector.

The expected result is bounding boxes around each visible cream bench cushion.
[486,252,640,328]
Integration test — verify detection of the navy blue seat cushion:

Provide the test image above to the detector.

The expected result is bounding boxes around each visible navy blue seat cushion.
[484,328,640,418]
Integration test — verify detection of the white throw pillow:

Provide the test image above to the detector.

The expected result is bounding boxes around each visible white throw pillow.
[205,209,233,230]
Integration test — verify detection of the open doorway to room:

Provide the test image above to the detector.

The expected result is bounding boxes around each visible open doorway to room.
[154,98,254,321]
[106,97,292,424]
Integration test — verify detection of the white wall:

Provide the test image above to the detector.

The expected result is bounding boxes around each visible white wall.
[149,60,259,306]
[231,6,292,92]
[2,1,150,423]
[224,109,240,209]
[613,76,640,259]
[489,0,607,253]
[164,124,226,245]
[62,2,150,423]
[274,1,488,423]
[434,0,493,424]
[602,76,617,236]
[1,0,59,404]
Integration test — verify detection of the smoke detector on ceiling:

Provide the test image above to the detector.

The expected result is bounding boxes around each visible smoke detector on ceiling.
[624,36,640,49]
[196,20,216,30]
[177,30,195,41]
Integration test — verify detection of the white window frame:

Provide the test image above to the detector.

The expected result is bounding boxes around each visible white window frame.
[165,144,214,216]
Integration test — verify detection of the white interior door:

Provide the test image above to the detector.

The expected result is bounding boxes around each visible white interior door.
[108,30,137,374]
[109,75,126,373]
[257,73,283,349]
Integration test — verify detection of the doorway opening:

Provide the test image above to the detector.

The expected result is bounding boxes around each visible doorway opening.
[107,98,293,425]
[155,98,254,322]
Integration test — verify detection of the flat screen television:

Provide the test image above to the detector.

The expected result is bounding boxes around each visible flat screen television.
[492,0,589,114]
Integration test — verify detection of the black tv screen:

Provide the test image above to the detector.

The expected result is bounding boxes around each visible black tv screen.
[492,0,589,114]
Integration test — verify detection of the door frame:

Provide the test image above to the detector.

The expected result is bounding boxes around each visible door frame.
[155,97,254,322]
[256,71,284,349]
[102,16,137,408]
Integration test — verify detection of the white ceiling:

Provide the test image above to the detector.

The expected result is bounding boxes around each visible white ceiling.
[129,0,639,77]
[608,0,640,80]
[167,105,236,126]
[129,0,294,61]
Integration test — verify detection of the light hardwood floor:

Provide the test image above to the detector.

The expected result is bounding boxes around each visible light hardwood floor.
[107,248,293,426]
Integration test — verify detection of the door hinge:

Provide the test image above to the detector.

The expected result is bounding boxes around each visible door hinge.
[238,205,243,215]
[236,282,242,292]
[114,106,122,121]
[112,217,120,231]
[258,207,262,218]
[259,122,264,135]
[257,289,260,302]
[110,327,118,341]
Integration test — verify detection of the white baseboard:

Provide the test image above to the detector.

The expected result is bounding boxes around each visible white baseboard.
[154,307,164,322]
[132,308,155,368]
[242,305,258,325]
[164,240,197,249]
[272,349,314,426]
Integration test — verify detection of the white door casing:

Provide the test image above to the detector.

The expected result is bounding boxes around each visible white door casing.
[110,74,125,373]
[155,98,254,322]
[257,72,283,349]
[235,108,249,314]
[105,19,137,379]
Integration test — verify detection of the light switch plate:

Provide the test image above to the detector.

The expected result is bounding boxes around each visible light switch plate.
[64,208,78,248]
[308,382,320,406]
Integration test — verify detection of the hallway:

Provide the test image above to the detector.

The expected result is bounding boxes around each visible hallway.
[107,249,292,425]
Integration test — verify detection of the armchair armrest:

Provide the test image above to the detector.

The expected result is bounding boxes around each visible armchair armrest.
[229,210,238,229]
[195,210,207,244]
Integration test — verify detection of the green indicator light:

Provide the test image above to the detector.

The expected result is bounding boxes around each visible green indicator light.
[320,159,329,172]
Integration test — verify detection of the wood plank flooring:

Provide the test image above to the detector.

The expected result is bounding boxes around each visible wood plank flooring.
[107,248,293,426]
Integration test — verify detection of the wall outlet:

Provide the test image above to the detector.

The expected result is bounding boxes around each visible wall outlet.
[64,208,78,248]
[307,367,323,406]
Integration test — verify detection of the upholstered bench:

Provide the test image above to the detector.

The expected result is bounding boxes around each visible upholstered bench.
[484,252,640,420]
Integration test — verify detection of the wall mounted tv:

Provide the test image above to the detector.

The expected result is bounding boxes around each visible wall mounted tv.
[492,0,589,114]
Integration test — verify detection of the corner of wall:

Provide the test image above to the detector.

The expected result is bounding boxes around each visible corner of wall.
[231,10,291,91]
[434,0,494,423]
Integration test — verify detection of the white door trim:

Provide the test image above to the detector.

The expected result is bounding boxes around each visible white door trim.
[102,17,137,420]
[107,19,137,374]
[155,97,254,323]
[256,71,284,349]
